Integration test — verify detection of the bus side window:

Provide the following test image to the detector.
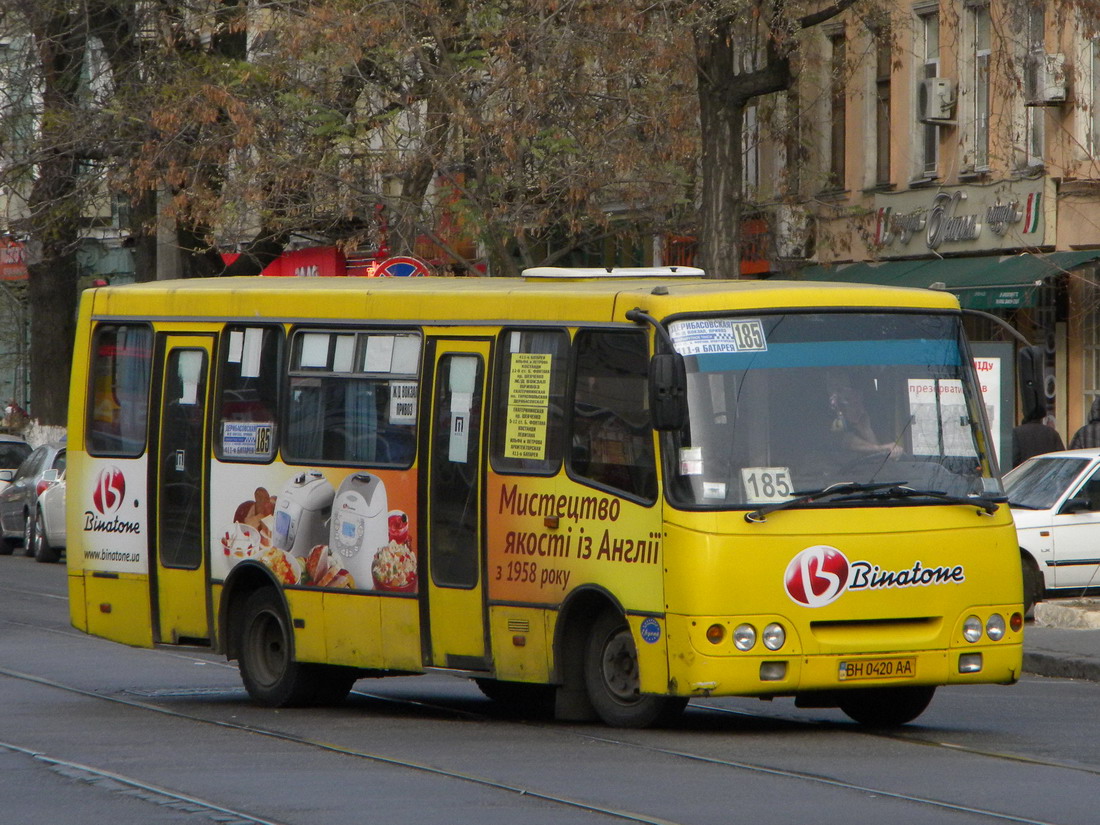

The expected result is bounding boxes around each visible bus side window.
[86,324,154,457]
[215,326,282,462]
[283,329,420,468]
[490,328,568,475]
[569,330,657,502]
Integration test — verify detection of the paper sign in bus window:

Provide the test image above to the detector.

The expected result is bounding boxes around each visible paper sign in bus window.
[908,378,976,457]
[392,336,421,374]
[669,318,768,356]
[448,356,478,463]
[300,333,330,368]
[228,330,244,364]
[504,352,552,460]
[241,328,264,378]
[177,349,203,405]
[333,335,355,373]
[389,381,418,424]
[365,336,395,372]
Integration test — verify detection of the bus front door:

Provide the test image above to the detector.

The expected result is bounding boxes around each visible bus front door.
[423,340,490,670]
[153,335,214,645]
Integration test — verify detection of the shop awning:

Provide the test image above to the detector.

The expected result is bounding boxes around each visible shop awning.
[798,250,1100,309]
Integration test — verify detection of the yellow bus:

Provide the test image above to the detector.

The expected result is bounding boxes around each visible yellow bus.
[66,268,1024,728]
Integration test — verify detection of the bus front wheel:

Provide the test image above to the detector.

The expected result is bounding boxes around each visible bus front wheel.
[583,611,686,728]
[238,588,319,707]
[838,685,935,727]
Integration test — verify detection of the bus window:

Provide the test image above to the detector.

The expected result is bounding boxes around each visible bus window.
[491,328,568,475]
[569,329,657,501]
[215,326,282,462]
[87,324,153,457]
[283,329,420,466]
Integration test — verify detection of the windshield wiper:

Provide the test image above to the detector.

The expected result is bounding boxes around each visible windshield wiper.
[745,482,1004,523]
[828,484,1004,515]
[745,481,905,523]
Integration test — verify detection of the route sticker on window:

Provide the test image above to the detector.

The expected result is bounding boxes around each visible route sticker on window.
[741,467,794,504]
[670,318,768,356]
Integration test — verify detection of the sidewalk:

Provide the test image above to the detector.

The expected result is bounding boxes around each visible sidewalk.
[1023,599,1100,682]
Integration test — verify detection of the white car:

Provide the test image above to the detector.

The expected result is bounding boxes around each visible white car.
[32,469,64,563]
[1004,448,1100,613]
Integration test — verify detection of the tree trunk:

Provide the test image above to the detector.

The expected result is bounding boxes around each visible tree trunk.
[697,79,746,280]
[26,250,78,426]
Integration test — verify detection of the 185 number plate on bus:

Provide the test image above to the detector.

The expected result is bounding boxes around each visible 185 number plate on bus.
[838,657,916,681]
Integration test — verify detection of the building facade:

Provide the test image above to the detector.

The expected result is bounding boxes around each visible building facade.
[752,0,1100,452]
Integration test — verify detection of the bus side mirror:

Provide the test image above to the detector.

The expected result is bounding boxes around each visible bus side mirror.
[650,352,686,431]
[1018,345,1046,421]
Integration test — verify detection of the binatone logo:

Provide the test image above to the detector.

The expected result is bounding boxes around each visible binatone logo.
[92,466,126,515]
[784,545,968,607]
[784,545,850,607]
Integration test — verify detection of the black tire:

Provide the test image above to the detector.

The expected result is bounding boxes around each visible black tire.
[475,678,556,717]
[838,685,935,727]
[583,611,687,728]
[237,588,318,707]
[21,512,34,557]
[1021,552,1043,617]
[33,508,61,564]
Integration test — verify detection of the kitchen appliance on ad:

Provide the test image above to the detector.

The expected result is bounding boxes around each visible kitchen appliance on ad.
[329,472,389,586]
[272,471,334,557]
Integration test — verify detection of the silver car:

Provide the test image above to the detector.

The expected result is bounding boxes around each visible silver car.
[32,469,64,563]
[0,441,65,557]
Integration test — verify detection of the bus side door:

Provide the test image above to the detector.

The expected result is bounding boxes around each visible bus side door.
[422,339,491,670]
[153,335,214,645]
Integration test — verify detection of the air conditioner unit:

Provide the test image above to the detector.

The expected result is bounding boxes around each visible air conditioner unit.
[918,77,957,124]
[773,205,814,260]
[1025,53,1067,106]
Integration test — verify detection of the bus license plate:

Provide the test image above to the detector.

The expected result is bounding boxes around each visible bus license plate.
[838,657,916,681]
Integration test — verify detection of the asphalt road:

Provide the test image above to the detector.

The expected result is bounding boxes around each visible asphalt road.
[3,555,1100,825]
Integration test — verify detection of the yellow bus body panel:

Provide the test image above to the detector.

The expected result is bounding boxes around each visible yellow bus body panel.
[662,505,1023,696]
[322,591,384,668]
[487,605,552,683]
[81,573,155,648]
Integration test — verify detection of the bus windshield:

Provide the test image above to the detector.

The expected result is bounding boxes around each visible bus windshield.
[664,311,1001,509]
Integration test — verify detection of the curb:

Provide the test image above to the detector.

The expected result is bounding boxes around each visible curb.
[1023,651,1100,682]
[1034,600,1100,630]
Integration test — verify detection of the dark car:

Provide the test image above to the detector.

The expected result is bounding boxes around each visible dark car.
[0,441,65,556]
[0,434,32,490]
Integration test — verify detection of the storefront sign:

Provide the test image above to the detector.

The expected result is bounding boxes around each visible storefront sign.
[873,179,1051,258]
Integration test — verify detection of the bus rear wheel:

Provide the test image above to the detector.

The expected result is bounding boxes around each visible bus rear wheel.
[838,685,935,727]
[583,611,686,728]
[238,588,319,707]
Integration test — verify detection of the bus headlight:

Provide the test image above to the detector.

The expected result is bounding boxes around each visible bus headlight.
[985,614,1006,641]
[963,615,983,643]
[762,623,785,650]
[733,624,757,651]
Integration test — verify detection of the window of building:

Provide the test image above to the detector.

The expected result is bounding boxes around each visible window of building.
[491,328,568,475]
[969,3,991,170]
[284,329,420,466]
[827,31,847,189]
[915,8,940,179]
[1091,38,1100,156]
[87,324,153,457]
[874,36,892,185]
[1022,3,1045,168]
[743,103,760,197]
[215,325,282,462]
[569,330,656,501]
